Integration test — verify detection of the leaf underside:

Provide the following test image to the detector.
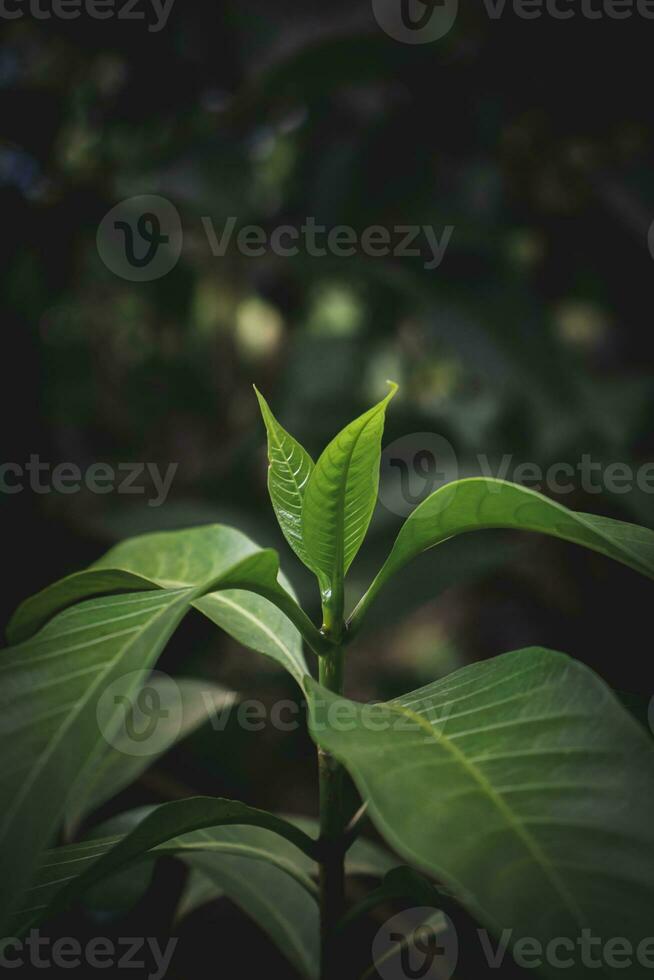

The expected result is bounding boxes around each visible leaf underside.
[307,648,654,980]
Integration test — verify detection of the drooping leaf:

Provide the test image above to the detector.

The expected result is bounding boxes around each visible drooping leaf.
[254,386,315,569]
[350,478,654,632]
[6,524,255,644]
[13,804,395,977]
[0,530,317,935]
[7,525,326,658]
[302,383,397,596]
[6,568,158,645]
[192,553,327,688]
[7,796,319,938]
[306,648,654,979]
[66,678,238,829]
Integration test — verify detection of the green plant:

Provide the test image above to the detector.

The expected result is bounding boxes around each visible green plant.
[2,384,654,979]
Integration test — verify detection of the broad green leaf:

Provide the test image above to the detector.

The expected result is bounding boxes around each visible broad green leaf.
[306,649,654,979]
[350,477,654,632]
[7,525,326,658]
[254,386,315,569]
[0,532,315,935]
[7,796,319,938]
[6,523,258,643]
[6,569,158,645]
[302,383,398,595]
[0,588,192,937]
[66,678,238,830]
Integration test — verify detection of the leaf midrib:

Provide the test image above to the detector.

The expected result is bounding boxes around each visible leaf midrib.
[384,699,590,933]
[329,410,381,583]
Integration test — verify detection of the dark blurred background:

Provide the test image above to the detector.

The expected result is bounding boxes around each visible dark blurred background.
[2,0,654,975]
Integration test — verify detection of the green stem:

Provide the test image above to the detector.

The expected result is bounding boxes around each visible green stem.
[318,644,345,980]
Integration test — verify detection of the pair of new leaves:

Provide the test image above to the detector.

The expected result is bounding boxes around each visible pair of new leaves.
[255,381,398,626]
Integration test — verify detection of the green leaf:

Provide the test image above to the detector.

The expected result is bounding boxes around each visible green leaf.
[350,477,654,633]
[6,568,159,645]
[7,797,320,938]
[192,550,330,684]
[6,523,258,643]
[254,386,315,569]
[66,678,238,830]
[306,649,654,978]
[302,383,398,599]
[0,530,316,936]
[0,588,192,937]
[7,525,327,658]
